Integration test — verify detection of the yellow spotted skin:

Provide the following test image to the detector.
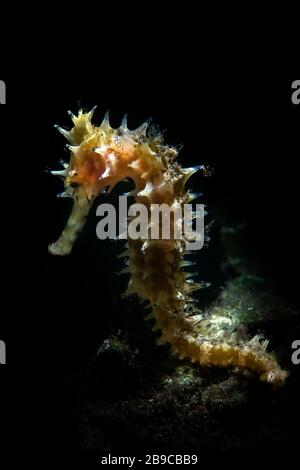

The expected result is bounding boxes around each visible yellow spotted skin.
[49,109,288,388]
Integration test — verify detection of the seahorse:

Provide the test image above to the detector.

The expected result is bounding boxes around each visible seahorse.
[48,108,288,388]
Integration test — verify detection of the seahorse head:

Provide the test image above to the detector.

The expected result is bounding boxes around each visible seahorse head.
[54,108,165,202]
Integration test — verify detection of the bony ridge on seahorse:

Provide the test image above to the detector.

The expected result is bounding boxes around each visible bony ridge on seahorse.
[48,107,288,388]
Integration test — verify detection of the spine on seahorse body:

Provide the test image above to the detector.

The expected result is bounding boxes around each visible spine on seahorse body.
[48,108,288,388]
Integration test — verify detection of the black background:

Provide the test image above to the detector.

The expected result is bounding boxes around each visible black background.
[0,65,299,461]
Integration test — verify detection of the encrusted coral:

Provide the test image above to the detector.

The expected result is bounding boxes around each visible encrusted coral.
[48,108,288,388]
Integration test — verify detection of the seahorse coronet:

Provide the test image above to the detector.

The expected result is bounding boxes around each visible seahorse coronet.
[48,108,289,388]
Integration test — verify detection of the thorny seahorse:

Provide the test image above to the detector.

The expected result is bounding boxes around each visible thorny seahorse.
[48,107,288,388]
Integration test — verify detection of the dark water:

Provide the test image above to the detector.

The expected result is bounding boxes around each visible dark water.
[0,72,299,461]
